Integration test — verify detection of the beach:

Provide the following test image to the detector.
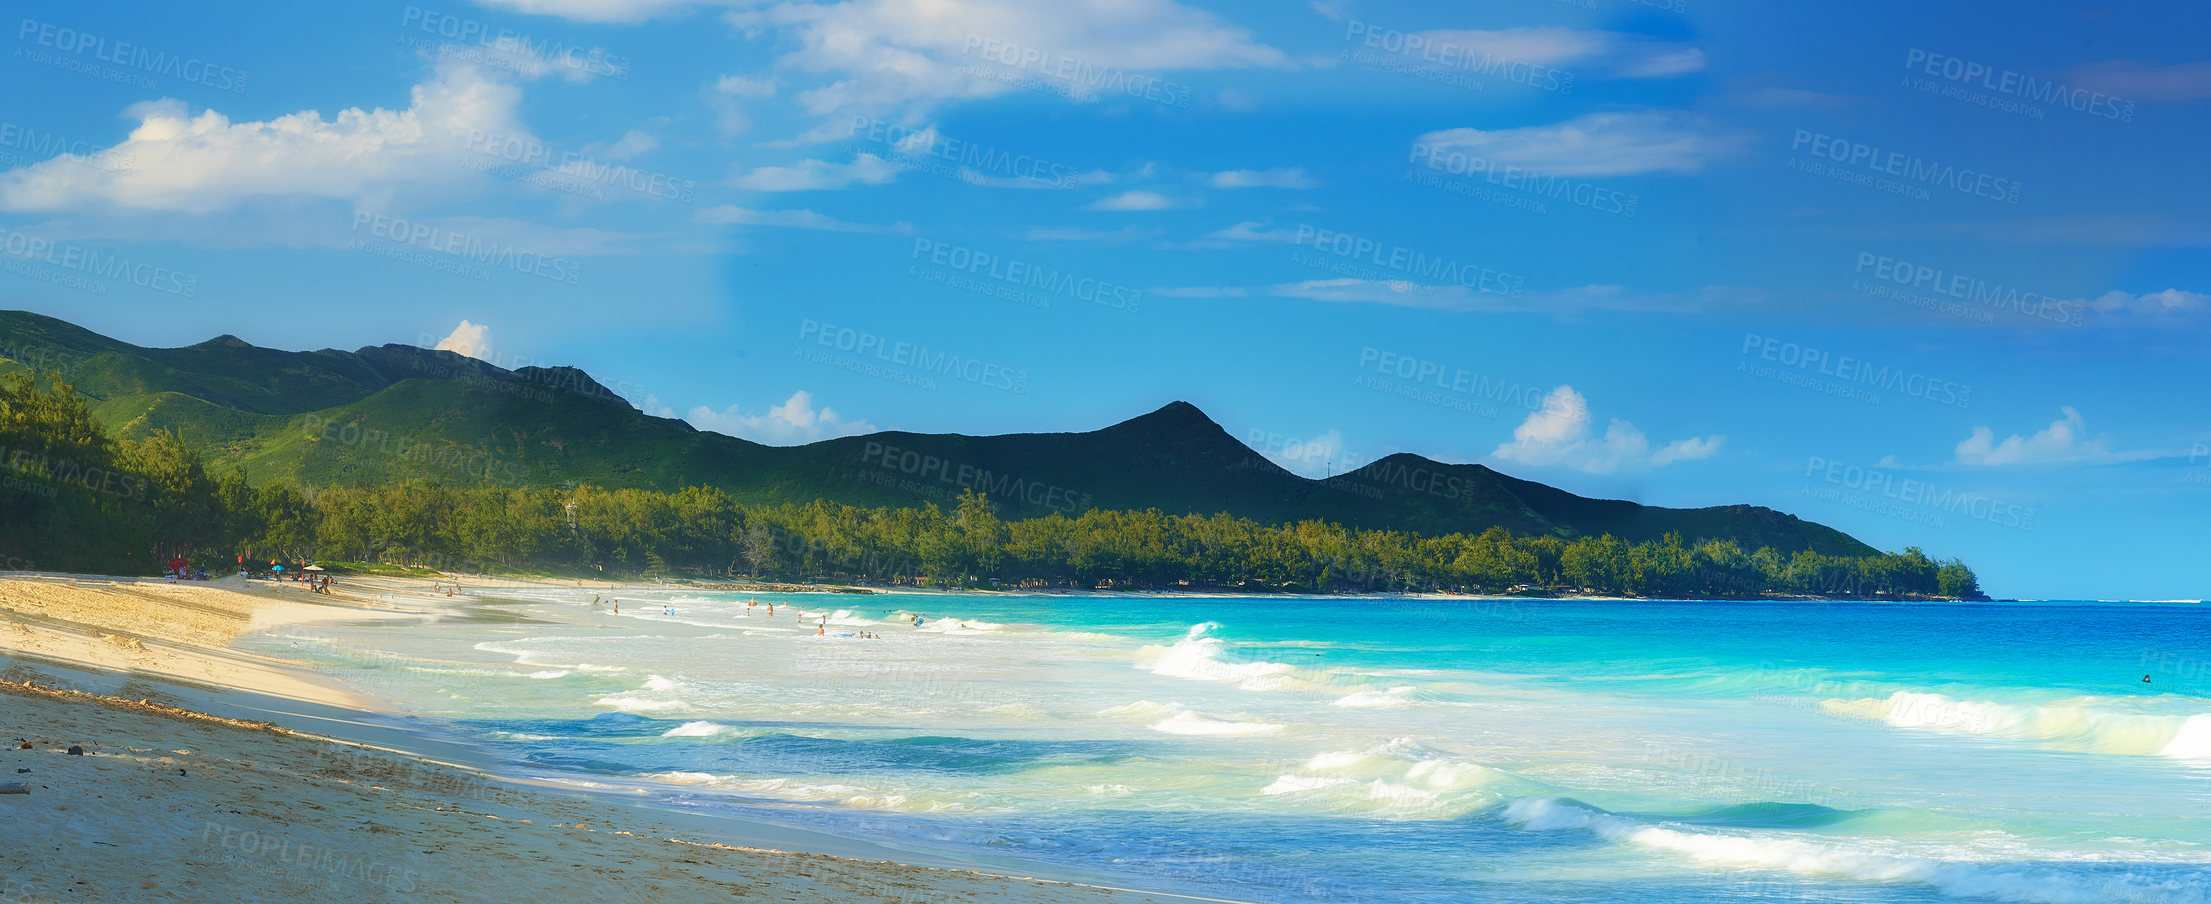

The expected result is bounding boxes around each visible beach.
[6,573,2207,903]
[0,573,1212,904]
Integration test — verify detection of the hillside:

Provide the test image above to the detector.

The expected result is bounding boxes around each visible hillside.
[1,310,1878,555]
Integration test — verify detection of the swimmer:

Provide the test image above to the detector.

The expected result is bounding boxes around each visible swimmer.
[2144,674,2154,683]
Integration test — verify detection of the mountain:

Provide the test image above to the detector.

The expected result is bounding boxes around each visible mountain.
[0,310,1879,556]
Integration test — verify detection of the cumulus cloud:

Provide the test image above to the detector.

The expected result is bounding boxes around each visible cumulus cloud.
[0,63,530,214]
[687,390,878,444]
[471,0,720,23]
[727,154,901,190]
[1954,407,2109,466]
[727,0,1287,120]
[706,74,776,134]
[2065,59,2211,101]
[1151,278,1751,314]
[1491,386,1721,474]
[1089,190,1174,211]
[1209,167,1318,189]
[1413,111,1736,178]
[696,204,912,232]
[1024,225,1160,243]
[1367,27,1705,80]
[434,320,494,359]
[581,129,660,161]
[2084,288,2209,316]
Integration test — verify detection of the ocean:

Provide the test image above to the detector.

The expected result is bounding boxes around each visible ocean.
[242,590,2211,903]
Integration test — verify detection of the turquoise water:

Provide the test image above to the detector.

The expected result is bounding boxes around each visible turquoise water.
[247,592,2211,902]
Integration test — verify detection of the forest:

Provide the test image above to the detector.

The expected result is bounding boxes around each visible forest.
[0,372,1980,599]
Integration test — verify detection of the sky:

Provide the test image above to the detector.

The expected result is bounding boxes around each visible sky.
[1,0,2206,599]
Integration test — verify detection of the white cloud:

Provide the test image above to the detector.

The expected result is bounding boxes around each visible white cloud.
[1491,386,1721,474]
[0,63,531,213]
[1150,278,1750,314]
[1651,436,1723,467]
[727,0,1287,120]
[1156,220,1303,249]
[434,320,494,359]
[580,129,660,161]
[687,390,878,444]
[1954,407,2109,466]
[727,154,901,190]
[716,75,777,97]
[1413,111,1735,178]
[1209,167,1318,189]
[2084,288,2209,316]
[2066,60,2211,101]
[1089,190,1173,211]
[1377,27,1704,79]
[707,74,777,134]
[1024,225,1160,243]
[695,204,912,233]
[470,0,720,23]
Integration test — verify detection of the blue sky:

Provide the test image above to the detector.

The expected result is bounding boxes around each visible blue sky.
[3,0,2206,599]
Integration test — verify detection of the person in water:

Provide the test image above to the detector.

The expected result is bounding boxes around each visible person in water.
[2145,674,2154,683]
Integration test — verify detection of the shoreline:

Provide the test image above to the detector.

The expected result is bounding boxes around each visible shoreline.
[0,572,1237,904]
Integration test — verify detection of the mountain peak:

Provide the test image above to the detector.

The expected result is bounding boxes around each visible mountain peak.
[1123,400,1216,427]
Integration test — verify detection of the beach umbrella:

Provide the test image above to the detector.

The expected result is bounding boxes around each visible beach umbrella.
[303,565,325,572]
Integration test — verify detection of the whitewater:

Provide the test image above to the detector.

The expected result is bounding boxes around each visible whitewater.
[242,591,2211,903]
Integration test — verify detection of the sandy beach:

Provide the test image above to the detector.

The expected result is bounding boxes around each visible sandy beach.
[0,573,1224,904]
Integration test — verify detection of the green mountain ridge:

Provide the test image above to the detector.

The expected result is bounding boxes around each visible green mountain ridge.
[1,309,1878,556]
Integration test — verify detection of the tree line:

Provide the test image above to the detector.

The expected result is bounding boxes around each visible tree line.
[0,372,1980,598]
